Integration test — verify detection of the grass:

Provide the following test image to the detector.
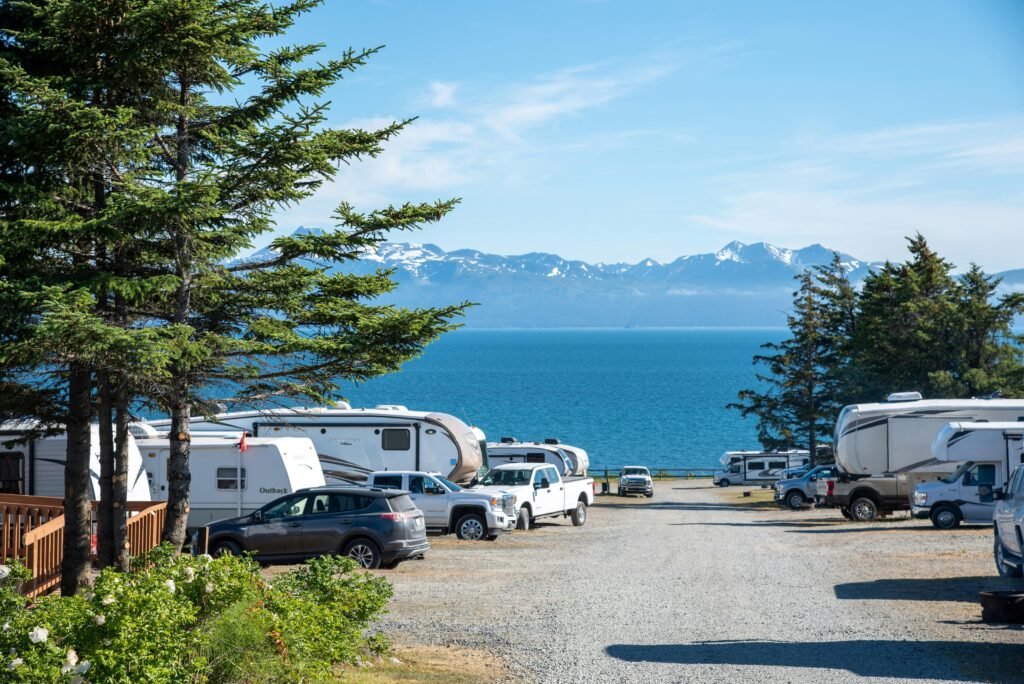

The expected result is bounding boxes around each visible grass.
[337,645,507,683]
[713,484,780,509]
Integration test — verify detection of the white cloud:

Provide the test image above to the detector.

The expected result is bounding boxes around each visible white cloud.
[428,81,458,108]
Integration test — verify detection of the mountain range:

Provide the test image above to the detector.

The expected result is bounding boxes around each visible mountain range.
[250,228,1024,328]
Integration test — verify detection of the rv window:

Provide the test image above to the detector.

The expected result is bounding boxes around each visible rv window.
[968,464,996,487]
[768,461,786,470]
[526,453,547,464]
[0,452,23,494]
[381,429,411,451]
[747,462,765,471]
[216,467,247,490]
[373,475,404,490]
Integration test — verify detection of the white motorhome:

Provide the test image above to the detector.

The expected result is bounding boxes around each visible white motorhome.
[131,427,325,527]
[487,440,574,477]
[0,423,151,501]
[912,422,1024,528]
[713,451,810,486]
[145,404,486,484]
[834,395,1024,478]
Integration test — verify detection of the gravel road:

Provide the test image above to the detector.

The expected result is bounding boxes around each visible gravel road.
[377,480,1024,683]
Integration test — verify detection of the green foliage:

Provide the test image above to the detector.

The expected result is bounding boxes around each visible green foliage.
[0,546,394,683]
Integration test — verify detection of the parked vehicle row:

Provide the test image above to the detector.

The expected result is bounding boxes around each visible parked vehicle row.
[713,450,810,487]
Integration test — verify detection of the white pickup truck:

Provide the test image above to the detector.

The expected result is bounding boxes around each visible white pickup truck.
[471,463,594,531]
[367,470,516,541]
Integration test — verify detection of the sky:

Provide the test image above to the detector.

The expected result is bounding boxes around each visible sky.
[267,0,1024,271]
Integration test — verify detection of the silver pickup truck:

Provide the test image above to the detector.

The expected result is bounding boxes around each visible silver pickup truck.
[774,464,838,510]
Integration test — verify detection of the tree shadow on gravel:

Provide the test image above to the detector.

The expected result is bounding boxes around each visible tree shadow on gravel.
[605,640,1024,681]
[835,576,1017,602]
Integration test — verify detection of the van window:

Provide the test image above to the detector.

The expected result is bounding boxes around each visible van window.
[0,452,24,494]
[216,467,246,490]
[747,462,765,471]
[967,464,996,487]
[768,461,786,470]
[382,429,411,451]
[373,475,404,490]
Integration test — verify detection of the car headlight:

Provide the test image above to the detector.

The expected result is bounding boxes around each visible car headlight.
[490,497,503,510]
[914,491,927,505]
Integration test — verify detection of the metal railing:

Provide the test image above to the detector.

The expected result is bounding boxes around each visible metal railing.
[590,467,717,480]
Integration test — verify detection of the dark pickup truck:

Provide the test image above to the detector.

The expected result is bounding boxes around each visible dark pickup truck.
[815,471,912,521]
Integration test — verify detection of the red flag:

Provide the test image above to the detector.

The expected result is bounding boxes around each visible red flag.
[238,432,249,452]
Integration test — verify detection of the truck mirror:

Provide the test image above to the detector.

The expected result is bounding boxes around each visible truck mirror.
[978,484,993,503]
[253,510,262,522]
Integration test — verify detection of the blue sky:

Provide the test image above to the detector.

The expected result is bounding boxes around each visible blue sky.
[271,0,1024,270]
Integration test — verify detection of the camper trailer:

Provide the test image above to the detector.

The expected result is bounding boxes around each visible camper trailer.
[486,440,574,476]
[0,423,151,501]
[145,404,486,484]
[911,422,1024,528]
[713,451,810,486]
[538,439,590,476]
[132,429,326,527]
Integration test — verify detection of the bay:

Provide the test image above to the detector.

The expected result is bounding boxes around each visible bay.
[343,328,786,472]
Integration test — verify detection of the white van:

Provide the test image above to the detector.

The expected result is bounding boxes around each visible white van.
[132,430,325,526]
[487,440,574,477]
[713,451,810,486]
[0,423,151,501]
[145,404,486,484]
[912,422,1024,528]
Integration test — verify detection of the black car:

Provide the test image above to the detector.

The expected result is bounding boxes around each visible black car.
[201,486,429,569]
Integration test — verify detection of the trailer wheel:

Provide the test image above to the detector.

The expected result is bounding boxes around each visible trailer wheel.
[995,533,1023,578]
[785,490,807,510]
[850,497,878,522]
[516,507,532,531]
[211,540,241,557]
[571,501,588,526]
[455,513,487,541]
[930,505,961,530]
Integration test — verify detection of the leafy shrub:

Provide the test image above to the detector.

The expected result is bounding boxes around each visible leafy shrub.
[0,546,394,683]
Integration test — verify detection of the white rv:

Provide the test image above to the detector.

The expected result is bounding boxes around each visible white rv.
[145,404,486,484]
[713,451,810,486]
[132,428,326,527]
[487,440,574,476]
[834,395,1024,477]
[911,422,1024,528]
[0,423,151,501]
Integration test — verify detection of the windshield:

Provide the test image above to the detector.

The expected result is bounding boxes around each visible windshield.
[435,475,462,492]
[480,468,532,486]
[939,461,973,484]
[621,468,648,476]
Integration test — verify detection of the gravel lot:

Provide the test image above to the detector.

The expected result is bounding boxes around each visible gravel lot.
[376,480,1024,683]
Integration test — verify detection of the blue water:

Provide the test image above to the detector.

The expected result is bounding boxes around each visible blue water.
[342,329,785,472]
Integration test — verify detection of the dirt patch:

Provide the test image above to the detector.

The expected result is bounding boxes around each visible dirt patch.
[338,644,509,683]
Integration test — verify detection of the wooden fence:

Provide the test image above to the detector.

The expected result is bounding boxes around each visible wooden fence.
[0,495,168,598]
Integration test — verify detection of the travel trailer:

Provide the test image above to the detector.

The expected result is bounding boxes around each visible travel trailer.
[0,423,151,501]
[145,404,486,484]
[487,440,574,477]
[713,451,810,486]
[537,439,590,475]
[911,422,1024,529]
[131,427,326,527]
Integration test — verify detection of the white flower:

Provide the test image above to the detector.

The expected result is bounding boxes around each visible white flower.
[199,554,213,563]
[164,579,176,594]
[93,614,105,626]
[62,649,79,673]
[183,566,196,582]
[101,595,115,606]
[2,623,8,632]
[204,582,214,594]
[82,592,94,601]
[7,658,21,669]
[0,566,10,581]
[28,626,47,644]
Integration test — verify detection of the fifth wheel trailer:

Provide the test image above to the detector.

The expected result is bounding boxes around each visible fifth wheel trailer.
[145,404,487,484]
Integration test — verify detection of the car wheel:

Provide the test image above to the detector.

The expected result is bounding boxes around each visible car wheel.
[839,506,852,519]
[211,540,241,557]
[571,501,588,526]
[343,538,381,569]
[516,508,532,531]
[486,534,499,541]
[646,490,654,498]
[455,513,487,541]
[719,480,731,487]
[930,505,961,530]
[850,497,878,522]
[994,533,1024,578]
[785,490,806,511]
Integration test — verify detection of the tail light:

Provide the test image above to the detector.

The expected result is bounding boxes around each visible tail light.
[591,481,595,496]
[826,480,835,496]
[381,511,416,521]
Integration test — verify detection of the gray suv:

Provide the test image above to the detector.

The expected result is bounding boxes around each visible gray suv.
[774,464,838,510]
[201,487,429,569]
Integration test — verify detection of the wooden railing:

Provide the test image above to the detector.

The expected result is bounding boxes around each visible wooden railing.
[0,495,170,598]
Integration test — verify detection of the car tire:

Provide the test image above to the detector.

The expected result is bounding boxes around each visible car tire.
[343,538,382,569]
[785,490,806,511]
[930,505,961,530]
[211,539,241,557]
[719,480,731,487]
[486,534,499,541]
[850,497,878,522]
[455,512,487,541]
[571,501,588,526]
[839,506,852,519]
[517,508,532,531]
[994,533,1024,578]
[646,491,654,498]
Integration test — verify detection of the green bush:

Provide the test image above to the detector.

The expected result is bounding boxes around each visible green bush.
[0,546,394,683]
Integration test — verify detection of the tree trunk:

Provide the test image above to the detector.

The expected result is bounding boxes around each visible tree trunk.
[112,388,131,571]
[61,366,93,596]
[162,394,191,550]
[96,378,114,568]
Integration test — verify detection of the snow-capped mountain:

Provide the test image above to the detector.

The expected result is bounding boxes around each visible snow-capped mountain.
[252,228,991,327]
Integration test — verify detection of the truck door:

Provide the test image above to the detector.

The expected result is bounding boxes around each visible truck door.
[532,467,560,516]
[959,463,997,523]
[408,474,449,528]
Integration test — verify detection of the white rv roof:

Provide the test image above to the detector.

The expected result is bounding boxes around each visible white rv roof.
[942,421,1024,434]
[843,399,1024,417]
[147,405,471,427]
